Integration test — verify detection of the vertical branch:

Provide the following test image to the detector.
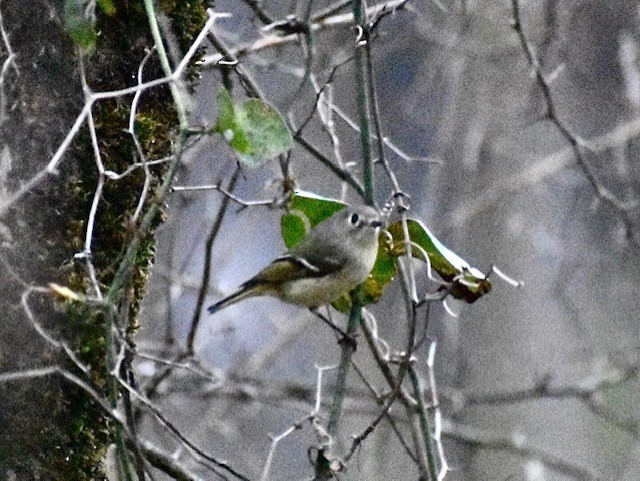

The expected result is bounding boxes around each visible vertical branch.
[363,6,433,472]
[321,5,428,475]
[107,136,186,301]
[186,165,241,354]
[426,342,449,479]
[143,0,188,129]
[107,135,188,440]
[359,313,430,478]
[352,0,374,205]
[316,298,362,479]
[408,365,439,480]
[396,254,433,478]
[326,300,362,435]
[0,5,18,124]
[319,1,378,460]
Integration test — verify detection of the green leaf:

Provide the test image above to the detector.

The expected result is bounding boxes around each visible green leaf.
[386,219,491,303]
[214,88,235,135]
[279,193,492,311]
[280,191,397,312]
[281,214,307,250]
[214,88,293,167]
[280,191,347,249]
[64,0,97,53]
[97,0,116,16]
[361,239,398,303]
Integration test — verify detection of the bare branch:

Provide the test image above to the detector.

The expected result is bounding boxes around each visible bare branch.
[510,0,639,243]
[444,420,602,480]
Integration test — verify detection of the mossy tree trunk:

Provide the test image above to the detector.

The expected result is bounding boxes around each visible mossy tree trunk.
[0,1,207,479]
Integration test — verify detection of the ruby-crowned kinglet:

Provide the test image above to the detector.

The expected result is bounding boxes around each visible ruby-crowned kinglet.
[207,205,382,314]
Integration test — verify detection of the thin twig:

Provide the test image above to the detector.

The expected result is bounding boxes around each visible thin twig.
[77,55,106,299]
[312,0,352,23]
[511,0,638,244]
[408,364,439,479]
[359,311,422,462]
[0,4,19,123]
[186,166,241,354]
[329,101,440,163]
[116,372,251,480]
[344,389,400,462]
[206,26,264,98]
[260,365,336,481]
[0,10,223,218]
[173,183,276,207]
[129,47,157,226]
[425,342,449,480]
[444,419,602,480]
[21,287,92,375]
[137,440,202,481]
[200,0,412,66]
[294,134,365,196]
[243,0,275,25]
[0,366,124,423]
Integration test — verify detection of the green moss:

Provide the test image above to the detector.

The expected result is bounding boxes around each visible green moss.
[158,0,209,55]
[0,372,110,481]
[42,1,210,479]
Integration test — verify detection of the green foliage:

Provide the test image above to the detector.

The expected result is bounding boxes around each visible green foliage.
[158,0,208,52]
[281,191,347,248]
[0,375,108,481]
[64,0,97,52]
[50,382,112,481]
[64,0,116,53]
[281,192,493,311]
[214,88,293,166]
[98,0,116,16]
[386,220,492,303]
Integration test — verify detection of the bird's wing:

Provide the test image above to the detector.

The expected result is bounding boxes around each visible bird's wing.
[247,254,342,287]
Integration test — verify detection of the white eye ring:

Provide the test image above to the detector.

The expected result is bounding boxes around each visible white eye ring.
[349,212,360,225]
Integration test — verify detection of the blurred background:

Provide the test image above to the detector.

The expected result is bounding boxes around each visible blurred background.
[138,0,640,479]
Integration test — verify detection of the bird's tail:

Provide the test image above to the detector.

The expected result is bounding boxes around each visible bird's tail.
[207,288,248,314]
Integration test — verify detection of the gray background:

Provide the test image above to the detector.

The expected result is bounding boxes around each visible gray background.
[138,1,640,479]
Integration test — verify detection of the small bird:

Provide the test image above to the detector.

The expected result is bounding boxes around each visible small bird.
[207,205,382,314]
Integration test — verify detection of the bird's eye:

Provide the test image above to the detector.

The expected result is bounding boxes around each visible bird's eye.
[349,212,360,225]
